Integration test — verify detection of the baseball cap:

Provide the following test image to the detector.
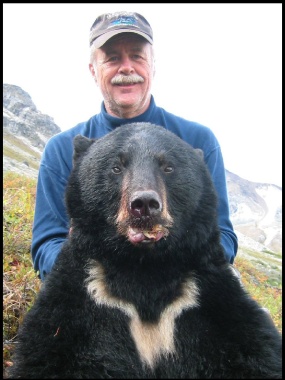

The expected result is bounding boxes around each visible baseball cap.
[89,11,153,48]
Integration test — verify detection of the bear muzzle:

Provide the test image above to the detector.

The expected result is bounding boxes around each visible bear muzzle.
[127,190,168,244]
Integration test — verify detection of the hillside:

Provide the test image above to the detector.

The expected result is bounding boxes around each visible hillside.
[225,170,282,282]
[226,171,282,247]
[3,83,61,178]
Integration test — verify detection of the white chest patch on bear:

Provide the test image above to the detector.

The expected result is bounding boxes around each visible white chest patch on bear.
[85,262,200,368]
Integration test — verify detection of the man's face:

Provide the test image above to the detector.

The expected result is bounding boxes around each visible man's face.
[89,34,155,118]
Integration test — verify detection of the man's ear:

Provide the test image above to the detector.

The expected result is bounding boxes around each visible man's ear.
[89,63,98,84]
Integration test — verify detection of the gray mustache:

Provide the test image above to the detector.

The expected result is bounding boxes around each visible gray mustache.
[111,74,144,85]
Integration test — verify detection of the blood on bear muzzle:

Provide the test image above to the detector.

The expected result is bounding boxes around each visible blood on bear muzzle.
[127,190,169,244]
[128,225,169,244]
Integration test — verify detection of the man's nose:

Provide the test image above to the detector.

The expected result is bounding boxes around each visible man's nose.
[118,56,135,75]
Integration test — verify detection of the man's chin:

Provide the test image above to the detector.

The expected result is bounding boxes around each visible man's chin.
[106,94,150,117]
[114,94,141,105]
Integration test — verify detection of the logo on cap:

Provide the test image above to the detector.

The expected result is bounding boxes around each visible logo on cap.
[108,16,138,29]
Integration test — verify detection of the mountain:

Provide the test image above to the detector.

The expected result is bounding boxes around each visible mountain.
[3,83,61,178]
[3,84,282,263]
[226,171,282,254]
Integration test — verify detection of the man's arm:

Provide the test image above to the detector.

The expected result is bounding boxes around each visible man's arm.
[31,137,73,280]
[205,146,238,263]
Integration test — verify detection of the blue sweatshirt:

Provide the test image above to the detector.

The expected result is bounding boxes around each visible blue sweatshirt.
[32,96,238,280]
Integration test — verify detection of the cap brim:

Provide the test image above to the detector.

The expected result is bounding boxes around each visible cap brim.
[91,29,153,49]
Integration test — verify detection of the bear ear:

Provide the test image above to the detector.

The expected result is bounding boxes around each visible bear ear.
[194,148,204,161]
[73,135,96,165]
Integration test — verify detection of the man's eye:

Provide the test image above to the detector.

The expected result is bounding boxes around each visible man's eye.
[108,56,119,62]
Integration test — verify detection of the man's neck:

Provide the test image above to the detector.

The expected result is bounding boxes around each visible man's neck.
[105,98,151,119]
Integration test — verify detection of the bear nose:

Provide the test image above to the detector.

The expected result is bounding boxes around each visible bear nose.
[130,190,162,218]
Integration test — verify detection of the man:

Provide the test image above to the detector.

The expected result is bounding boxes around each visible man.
[32,11,238,280]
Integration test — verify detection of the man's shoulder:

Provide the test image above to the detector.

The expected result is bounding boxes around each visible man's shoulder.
[156,105,216,143]
[45,115,99,150]
[40,115,101,171]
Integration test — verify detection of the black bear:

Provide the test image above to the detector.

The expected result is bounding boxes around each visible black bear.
[9,123,282,379]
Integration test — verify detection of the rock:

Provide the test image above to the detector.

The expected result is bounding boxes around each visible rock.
[3,83,61,178]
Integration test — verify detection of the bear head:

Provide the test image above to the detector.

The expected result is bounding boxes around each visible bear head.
[65,122,221,263]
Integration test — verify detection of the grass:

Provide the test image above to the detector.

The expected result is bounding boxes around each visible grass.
[262,249,282,259]
[3,131,42,160]
[3,131,41,170]
[3,145,40,171]
[2,171,282,376]
[241,246,282,264]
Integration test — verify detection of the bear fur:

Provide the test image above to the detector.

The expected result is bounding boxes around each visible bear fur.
[9,123,282,379]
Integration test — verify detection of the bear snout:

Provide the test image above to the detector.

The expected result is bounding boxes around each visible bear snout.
[129,190,162,219]
[121,190,169,244]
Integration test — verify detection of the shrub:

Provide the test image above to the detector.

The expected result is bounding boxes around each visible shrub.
[3,172,41,372]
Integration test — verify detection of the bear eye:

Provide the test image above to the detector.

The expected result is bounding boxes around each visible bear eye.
[112,166,122,174]
[164,166,173,173]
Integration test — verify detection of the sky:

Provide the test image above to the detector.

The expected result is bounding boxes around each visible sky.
[3,3,282,187]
